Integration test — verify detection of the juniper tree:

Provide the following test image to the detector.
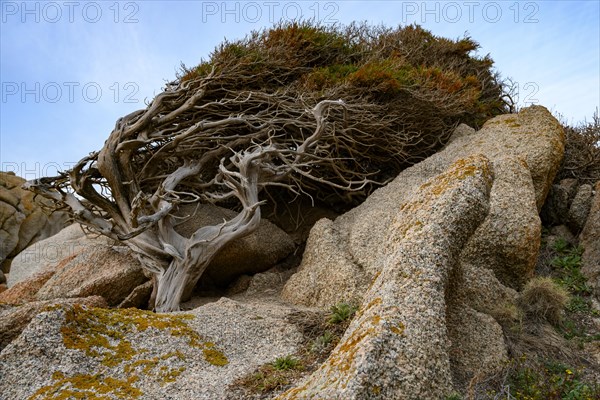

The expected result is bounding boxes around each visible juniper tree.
[26,22,506,312]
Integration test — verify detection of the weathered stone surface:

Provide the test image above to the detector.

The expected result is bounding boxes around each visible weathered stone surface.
[0,297,303,400]
[35,245,148,306]
[0,296,107,351]
[460,156,541,289]
[446,305,508,389]
[449,123,476,141]
[245,268,296,297]
[0,172,70,271]
[282,218,369,306]
[0,270,55,305]
[581,181,600,298]
[568,184,594,233]
[118,280,154,309]
[7,223,111,287]
[279,155,496,399]
[540,178,579,226]
[283,106,563,308]
[175,203,295,287]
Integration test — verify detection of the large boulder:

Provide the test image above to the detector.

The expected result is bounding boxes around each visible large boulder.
[283,106,564,308]
[540,178,579,226]
[34,244,148,306]
[7,223,111,287]
[0,172,70,273]
[0,298,304,399]
[280,106,563,394]
[0,270,55,305]
[175,203,295,287]
[567,183,594,233]
[580,181,600,298]
[278,155,500,399]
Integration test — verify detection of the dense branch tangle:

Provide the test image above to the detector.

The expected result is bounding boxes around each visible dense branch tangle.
[26,22,506,311]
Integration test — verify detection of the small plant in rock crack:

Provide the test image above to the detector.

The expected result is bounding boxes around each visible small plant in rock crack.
[551,238,570,254]
[328,302,358,324]
[272,355,302,371]
[310,331,335,353]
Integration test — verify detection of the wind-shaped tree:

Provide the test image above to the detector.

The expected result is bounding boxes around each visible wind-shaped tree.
[26,22,506,311]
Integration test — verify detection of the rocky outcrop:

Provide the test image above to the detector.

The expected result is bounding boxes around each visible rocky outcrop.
[175,204,295,287]
[0,298,304,399]
[279,155,497,399]
[0,172,70,273]
[581,181,600,298]
[283,106,563,308]
[0,296,107,351]
[2,230,147,307]
[280,106,564,394]
[541,178,579,226]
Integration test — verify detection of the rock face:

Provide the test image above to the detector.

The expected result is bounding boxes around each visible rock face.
[581,181,600,298]
[0,298,304,400]
[280,155,495,399]
[283,106,564,308]
[0,172,70,273]
[281,106,564,395]
[2,230,148,308]
[541,178,579,226]
[0,270,55,305]
[7,223,111,287]
[567,183,594,232]
[175,204,295,287]
[0,296,107,351]
[34,245,148,306]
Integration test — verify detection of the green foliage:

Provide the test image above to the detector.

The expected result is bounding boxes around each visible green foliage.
[272,355,302,371]
[234,355,303,394]
[551,245,592,297]
[507,359,600,400]
[551,238,570,254]
[176,22,507,192]
[328,302,358,324]
[445,393,463,400]
[310,330,335,353]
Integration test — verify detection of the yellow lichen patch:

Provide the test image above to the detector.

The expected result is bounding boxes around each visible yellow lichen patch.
[44,304,229,398]
[60,305,204,366]
[203,342,229,366]
[419,155,492,197]
[328,322,376,373]
[371,385,382,395]
[356,297,382,319]
[390,321,405,336]
[28,374,142,400]
[161,367,186,383]
[123,351,187,384]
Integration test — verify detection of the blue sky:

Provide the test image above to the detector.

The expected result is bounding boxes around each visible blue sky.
[1,0,599,179]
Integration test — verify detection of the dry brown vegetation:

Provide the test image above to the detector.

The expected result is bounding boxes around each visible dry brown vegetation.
[556,111,600,184]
